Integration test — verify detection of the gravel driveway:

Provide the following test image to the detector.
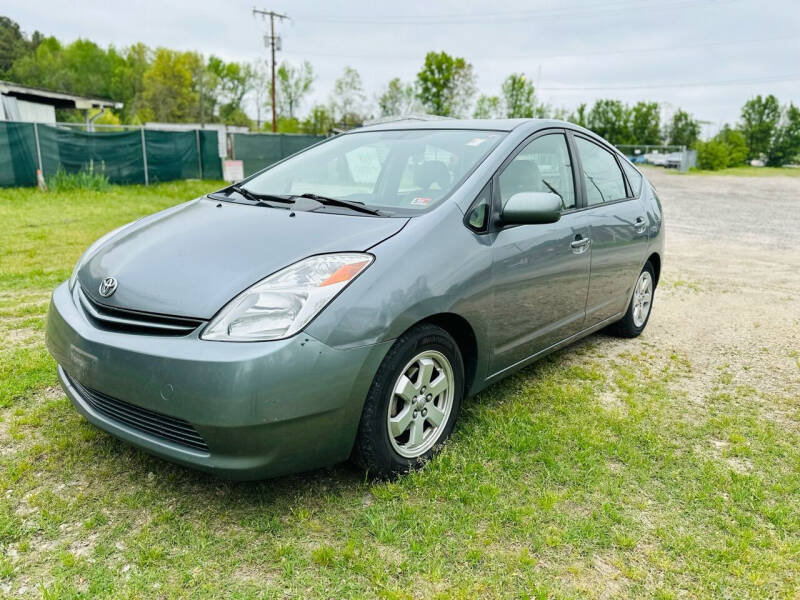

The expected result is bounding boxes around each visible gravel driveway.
[649,168,800,251]
[600,168,800,411]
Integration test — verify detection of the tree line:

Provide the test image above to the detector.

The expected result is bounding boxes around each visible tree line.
[1,16,798,167]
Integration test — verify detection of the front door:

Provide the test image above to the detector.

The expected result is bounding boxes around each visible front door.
[489,131,591,376]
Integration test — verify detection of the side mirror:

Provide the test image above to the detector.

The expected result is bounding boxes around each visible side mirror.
[501,192,562,225]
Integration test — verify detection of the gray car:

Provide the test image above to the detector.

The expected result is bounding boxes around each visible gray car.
[46,119,663,479]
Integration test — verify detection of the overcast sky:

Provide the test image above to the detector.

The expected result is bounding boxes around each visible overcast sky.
[5,0,799,136]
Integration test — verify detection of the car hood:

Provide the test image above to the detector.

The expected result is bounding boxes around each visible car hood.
[78,197,408,319]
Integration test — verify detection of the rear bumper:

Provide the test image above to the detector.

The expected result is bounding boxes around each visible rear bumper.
[46,282,392,480]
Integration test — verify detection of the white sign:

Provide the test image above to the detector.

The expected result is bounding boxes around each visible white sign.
[223,160,245,182]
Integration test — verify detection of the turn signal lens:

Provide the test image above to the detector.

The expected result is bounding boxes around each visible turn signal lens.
[320,260,371,287]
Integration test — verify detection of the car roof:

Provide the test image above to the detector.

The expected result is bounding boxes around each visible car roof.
[353,117,578,134]
[350,117,623,158]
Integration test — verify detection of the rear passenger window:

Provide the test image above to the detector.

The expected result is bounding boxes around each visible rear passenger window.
[575,137,627,205]
[621,160,643,196]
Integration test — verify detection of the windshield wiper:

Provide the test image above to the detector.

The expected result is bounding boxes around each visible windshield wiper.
[541,179,566,209]
[230,185,293,204]
[584,172,606,203]
[295,193,382,216]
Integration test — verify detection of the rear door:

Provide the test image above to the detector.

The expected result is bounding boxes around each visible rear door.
[570,133,649,325]
[488,130,592,376]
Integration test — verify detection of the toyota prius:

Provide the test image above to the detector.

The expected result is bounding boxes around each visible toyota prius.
[46,119,663,479]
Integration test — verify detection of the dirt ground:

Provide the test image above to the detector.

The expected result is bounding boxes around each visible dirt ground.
[611,167,800,413]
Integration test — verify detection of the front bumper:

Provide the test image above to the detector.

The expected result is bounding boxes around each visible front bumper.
[46,282,392,480]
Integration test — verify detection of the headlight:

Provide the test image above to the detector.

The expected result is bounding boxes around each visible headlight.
[202,253,373,342]
[68,222,137,291]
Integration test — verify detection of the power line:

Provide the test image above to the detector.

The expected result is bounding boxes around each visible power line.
[538,73,800,92]
[280,33,799,62]
[292,0,735,25]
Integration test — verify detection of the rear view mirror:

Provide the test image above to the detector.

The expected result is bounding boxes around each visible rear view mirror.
[501,192,562,225]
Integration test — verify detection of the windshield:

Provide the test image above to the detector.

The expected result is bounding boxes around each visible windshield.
[242,129,505,214]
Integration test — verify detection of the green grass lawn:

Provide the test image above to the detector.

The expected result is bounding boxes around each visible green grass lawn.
[643,165,800,177]
[2,182,799,598]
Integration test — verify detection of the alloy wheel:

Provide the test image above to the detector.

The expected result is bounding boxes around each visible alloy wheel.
[632,270,653,327]
[387,350,455,459]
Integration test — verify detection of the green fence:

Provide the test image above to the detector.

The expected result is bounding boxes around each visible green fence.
[231,133,325,177]
[0,122,222,187]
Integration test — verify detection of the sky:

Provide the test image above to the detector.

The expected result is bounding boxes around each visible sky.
[4,0,800,137]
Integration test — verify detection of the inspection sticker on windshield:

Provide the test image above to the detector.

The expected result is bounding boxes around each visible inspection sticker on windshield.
[466,137,487,146]
[411,197,432,206]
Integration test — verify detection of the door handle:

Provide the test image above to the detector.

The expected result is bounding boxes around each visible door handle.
[634,217,647,234]
[570,236,591,253]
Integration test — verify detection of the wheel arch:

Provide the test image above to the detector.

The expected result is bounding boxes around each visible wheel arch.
[646,251,662,287]
[410,312,480,397]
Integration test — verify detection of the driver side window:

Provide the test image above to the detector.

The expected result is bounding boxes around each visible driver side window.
[498,133,575,210]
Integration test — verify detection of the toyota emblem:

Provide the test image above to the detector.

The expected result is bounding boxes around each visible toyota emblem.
[98,276,118,297]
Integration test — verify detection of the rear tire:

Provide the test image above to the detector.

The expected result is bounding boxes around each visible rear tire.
[607,261,655,338]
[353,323,464,478]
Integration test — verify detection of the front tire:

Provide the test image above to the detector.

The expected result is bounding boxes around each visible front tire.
[353,324,464,477]
[607,261,655,338]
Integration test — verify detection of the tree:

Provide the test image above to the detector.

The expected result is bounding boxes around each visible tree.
[587,99,632,145]
[569,103,589,128]
[696,140,730,170]
[109,43,150,123]
[0,16,42,75]
[275,60,314,119]
[415,51,476,117]
[61,39,119,98]
[330,66,367,126]
[250,59,271,129]
[276,117,301,133]
[550,106,571,121]
[630,101,661,145]
[501,73,534,118]
[301,104,335,135]
[740,95,781,160]
[767,103,800,166]
[9,37,115,99]
[207,57,253,126]
[665,109,700,147]
[378,78,418,117]
[139,48,202,123]
[8,36,62,89]
[715,125,748,166]
[473,95,502,119]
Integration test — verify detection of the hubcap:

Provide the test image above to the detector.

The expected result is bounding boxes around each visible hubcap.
[387,350,454,459]
[632,271,653,327]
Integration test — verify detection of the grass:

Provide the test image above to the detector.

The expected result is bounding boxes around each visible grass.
[644,165,800,177]
[46,170,111,193]
[2,182,800,598]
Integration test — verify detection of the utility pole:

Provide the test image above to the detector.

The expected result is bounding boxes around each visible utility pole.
[252,7,288,133]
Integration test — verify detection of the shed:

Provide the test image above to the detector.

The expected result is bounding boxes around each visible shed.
[0,80,122,127]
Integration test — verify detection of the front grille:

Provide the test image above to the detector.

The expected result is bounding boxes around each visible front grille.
[78,286,204,336]
[66,372,209,452]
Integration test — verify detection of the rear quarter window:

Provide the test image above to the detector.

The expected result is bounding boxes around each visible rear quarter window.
[621,160,643,196]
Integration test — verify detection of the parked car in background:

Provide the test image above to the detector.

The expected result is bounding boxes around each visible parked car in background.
[644,152,668,166]
[46,119,664,479]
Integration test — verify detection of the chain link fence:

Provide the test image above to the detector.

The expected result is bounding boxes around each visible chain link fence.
[0,121,223,187]
[0,122,328,187]
[230,132,326,177]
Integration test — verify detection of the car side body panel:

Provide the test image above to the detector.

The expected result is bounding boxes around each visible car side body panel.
[306,203,496,391]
